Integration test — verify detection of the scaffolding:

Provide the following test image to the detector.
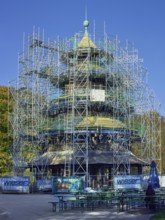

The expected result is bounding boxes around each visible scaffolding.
[8,20,161,184]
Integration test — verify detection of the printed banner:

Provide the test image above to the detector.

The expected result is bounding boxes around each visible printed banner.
[1,176,30,193]
[114,175,142,190]
[52,176,85,193]
[36,179,52,192]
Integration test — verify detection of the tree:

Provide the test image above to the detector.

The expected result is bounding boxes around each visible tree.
[0,86,13,175]
[161,117,165,174]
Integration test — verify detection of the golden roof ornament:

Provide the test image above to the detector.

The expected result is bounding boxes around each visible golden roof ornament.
[78,20,97,49]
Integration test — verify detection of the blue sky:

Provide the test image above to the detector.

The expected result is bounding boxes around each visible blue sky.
[0,0,165,116]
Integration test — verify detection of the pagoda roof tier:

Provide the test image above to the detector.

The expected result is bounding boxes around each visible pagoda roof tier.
[78,33,97,49]
[30,150,148,166]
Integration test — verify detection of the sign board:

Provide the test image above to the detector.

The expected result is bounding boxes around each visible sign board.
[1,176,30,193]
[36,179,52,192]
[90,89,105,102]
[114,175,142,190]
[52,176,85,193]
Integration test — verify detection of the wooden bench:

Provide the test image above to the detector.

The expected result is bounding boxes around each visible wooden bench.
[48,201,59,212]
[48,200,76,212]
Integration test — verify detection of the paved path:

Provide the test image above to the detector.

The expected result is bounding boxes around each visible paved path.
[0,194,154,220]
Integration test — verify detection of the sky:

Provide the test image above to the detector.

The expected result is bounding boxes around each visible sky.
[0,0,165,116]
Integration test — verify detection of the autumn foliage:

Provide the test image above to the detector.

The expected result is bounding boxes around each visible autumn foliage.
[0,86,12,175]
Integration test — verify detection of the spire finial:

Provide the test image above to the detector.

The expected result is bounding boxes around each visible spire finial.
[85,5,87,20]
[83,5,89,35]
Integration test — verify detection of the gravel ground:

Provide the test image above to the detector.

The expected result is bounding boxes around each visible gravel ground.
[0,194,154,220]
